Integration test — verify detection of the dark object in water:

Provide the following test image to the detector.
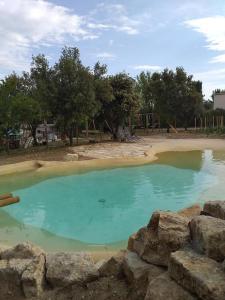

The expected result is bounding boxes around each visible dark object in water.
[98,198,106,203]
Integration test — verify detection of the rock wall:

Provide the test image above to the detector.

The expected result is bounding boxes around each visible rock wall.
[1,201,225,299]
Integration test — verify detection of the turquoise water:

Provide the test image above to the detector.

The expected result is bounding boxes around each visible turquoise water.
[2,150,222,245]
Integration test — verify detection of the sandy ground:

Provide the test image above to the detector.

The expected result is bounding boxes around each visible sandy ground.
[1,135,225,176]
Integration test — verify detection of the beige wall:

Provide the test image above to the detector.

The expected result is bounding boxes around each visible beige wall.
[214,94,225,110]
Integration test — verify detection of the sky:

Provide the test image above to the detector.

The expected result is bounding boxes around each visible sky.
[1,0,225,99]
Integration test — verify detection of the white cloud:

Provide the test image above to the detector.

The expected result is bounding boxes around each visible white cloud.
[0,1,149,73]
[194,68,225,99]
[133,65,161,71]
[185,16,225,51]
[0,0,95,72]
[185,16,225,64]
[88,3,141,35]
[210,54,225,63]
[96,52,116,60]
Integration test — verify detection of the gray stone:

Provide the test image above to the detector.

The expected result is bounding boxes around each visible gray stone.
[128,211,190,266]
[203,201,225,220]
[145,272,198,300]
[189,215,225,261]
[21,255,45,298]
[46,252,99,288]
[64,153,79,161]
[97,251,125,277]
[0,258,32,299]
[123,251,165,299]
[169,250,225,300]
[1,242,44,260]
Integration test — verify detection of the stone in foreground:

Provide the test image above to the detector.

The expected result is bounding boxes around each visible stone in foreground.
[169,250,225,300]
[203,201,225,220]
[123,251,165,299]
[97,251,125,277]
[189,215,225,261]
[145,272,197,300]
[46,252,99,288]
[0,242,44,260]
[21,255,45,298]
[128,211,190,266]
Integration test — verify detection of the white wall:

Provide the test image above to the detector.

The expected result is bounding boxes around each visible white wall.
[214,94,225,110]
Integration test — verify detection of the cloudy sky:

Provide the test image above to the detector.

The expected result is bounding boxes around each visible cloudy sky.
[1,0,225,99]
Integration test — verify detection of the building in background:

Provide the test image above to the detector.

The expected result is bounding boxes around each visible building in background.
[214,92,225,110]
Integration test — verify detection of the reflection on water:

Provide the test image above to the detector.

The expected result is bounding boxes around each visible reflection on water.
[0,149,225,251]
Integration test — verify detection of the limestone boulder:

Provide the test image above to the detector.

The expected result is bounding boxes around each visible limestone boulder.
[97,251,125,277]
[46,252,99,288]
[178,204,202,219]
[21,255,45,298]
[1,242,44,260]
[145,272,198,300]
[64,153,79,161]
[189,215,225,261]
[0,258,32,300]
[128,211,190,266]
[169,250,225,300]
[203,201,225,220]
[123,251,165,299]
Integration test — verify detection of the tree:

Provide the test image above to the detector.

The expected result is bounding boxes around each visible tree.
[93,62,114,130]
[53,47,96,145]
[0,73,41,150]
[104,73,141,138]
[137,67,204,130]
[137,71,154,113]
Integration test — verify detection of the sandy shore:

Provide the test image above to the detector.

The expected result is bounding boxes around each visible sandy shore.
[1,137,225,177]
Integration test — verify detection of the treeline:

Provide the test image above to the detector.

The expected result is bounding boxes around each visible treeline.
[0,46,206,146]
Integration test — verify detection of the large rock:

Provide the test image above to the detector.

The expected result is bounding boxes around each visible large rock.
[128,211,190,266]
[178,204,202,219]
[0,242,45,300]
[123,251,165,299]
[189,215,225,261]
[97,251,125,278]
[169,250,225,300]
[21,255,45,298]
[0,259,32,300]
[0,242,44,260]
[203,201,225,220]
[46,252,99,288]
[145,272,198,300]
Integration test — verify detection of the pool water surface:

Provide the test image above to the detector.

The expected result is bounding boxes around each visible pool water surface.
[1,149,225,249]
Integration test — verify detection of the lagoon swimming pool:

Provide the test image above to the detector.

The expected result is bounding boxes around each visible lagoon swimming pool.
[1,150,225,250]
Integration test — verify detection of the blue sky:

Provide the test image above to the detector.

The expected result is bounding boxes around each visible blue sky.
[1,0,225,98]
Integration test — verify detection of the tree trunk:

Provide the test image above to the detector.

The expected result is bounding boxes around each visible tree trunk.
[76,124,79,145]
[69,126,73,146]
[31,125,38,146]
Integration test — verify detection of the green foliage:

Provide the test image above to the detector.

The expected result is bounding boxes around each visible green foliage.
[106,73,141,134]
[52,47,96,145]
[0,46,211,147]
[137,67,204,128]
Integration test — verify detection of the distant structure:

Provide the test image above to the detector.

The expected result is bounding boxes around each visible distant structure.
[214,91,225,110]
